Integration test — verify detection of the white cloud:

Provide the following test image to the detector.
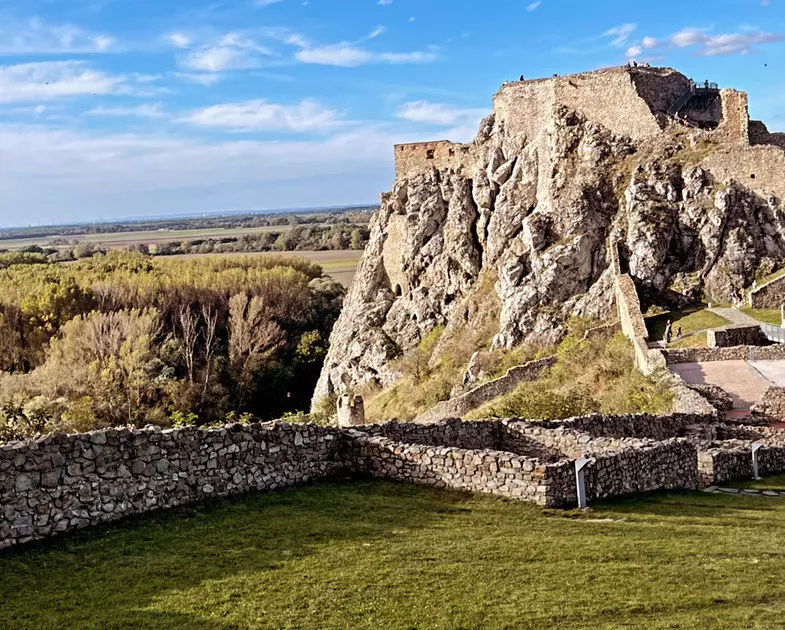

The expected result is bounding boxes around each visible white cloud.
[183,99,339,132]
[670,28,706,48]
[368,26,386,39]
[396,101,488,127]
[85,103,167,118]
[294,42,436,66]
[178,32,275,73]
[629,27,783,59]
[527,2,542,11]
[166,32,192,49]
[604,24,637,47]
[0,61,126,104]
[0,123,417,222]
[0,17,116,54]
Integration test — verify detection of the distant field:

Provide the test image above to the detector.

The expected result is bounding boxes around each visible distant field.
[171,250,363,288]
[0,225,304,251]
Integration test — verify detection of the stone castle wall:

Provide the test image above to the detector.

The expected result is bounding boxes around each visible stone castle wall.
[414,356,557,424]
[663,344,785,364]
[0,422,343,550]
[393,141,475,180]
[749,274,785,309]
[751,387,785,422]
[702,144,785,204]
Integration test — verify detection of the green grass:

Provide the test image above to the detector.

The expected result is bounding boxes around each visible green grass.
[668,331,708,349]
[2,480,785,629]
[731,474,785,492]
[645,308,731,341]
[741,307,783,327]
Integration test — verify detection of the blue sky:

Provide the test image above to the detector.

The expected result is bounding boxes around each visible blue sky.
[0,0,783,226]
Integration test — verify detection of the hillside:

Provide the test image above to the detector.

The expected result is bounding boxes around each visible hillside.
[313,65,785,406]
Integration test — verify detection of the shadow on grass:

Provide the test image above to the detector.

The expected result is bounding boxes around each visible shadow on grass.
[0,478,473,630]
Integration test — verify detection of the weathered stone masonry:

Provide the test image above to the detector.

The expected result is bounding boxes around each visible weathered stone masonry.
[4,413,785,550]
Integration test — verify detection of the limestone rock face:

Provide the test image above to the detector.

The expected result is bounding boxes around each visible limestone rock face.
[312,106,785,405]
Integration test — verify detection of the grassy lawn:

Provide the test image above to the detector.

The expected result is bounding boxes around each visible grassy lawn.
[732,473,785,492]
[668,331,708,349]
[741,307,783,327]
[645,308,731,341]
[3,480,785,629]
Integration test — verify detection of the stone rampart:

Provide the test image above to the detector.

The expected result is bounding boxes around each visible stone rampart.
[0,423,343,550]
[708,325,765,348]
[493,67,684,144]
[703,144,785,203]
[663,344,785,364]
[414,356,557,424]
[749,274,785,309]
[394,140,475,180]
[749,121,785,151]
[360,418,500,450]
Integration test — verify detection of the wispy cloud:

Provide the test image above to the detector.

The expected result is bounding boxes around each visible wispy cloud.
[396,101,488,126]
[183,99,340,132]
[626,26,784,58]
[527,2,542,11]
[294,42,436,67]
[85,103,167,118]
[0,17,115,54]
[0,61,126,103]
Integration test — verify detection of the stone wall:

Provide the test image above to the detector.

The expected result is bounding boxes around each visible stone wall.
[751,387,785,422]
[663,344,785,364]
[749,274,785,310]
[394,140,475,180]
[414,356,557,424]
[493,67,682,144]
[708,325,765,348]
[346,431,559,506]
[703,144,785,204]
[749,121,785,151]
[360,419,500,451]
[716,89,750,145]
[0,423,343,550]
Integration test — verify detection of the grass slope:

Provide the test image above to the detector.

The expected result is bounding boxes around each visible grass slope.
[3,480,785,629]
[741,307,783,327]
[645,308,731,341]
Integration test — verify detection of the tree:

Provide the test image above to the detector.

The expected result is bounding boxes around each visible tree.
[228,293,284,408]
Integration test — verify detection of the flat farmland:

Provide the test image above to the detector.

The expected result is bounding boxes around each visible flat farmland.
[0,225,306,251]
[171,250,362,288]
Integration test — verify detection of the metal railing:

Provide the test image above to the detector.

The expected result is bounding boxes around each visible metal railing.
[759,322,785,344]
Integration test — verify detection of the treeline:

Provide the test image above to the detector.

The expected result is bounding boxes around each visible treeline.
[151,224,369,257]
[0,252,344,441]
[0,208,376,242]
[11,223,370,262]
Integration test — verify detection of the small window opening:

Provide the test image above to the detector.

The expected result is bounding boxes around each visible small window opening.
[751,174,756,180]
[426,149,435,159]
[449,148,455,156]
[394,284,403,297]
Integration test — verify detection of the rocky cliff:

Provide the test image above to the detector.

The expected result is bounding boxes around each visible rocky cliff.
[313,66,785,404]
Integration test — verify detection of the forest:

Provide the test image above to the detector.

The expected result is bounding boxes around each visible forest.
[0,251,344,442]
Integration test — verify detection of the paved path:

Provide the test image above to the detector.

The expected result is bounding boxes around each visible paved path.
[703,486,785,498]
[670,360,773,410]
[708,307,761,327]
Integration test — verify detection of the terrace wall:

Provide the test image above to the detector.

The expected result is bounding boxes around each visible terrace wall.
[707,325,765,348]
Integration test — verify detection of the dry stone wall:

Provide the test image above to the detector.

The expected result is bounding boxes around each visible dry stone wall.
[663,344,785,364]
[751,387,785,422]
[708,325,765,348]
[0,423,343,550]
[749,274,785,309]
[414,357,557,424]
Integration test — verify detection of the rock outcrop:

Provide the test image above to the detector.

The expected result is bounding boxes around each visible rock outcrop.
[313,66,785,404]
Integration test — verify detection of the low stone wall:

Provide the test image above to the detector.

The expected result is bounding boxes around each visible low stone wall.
[663,344,785,364]
[414,356,557,424]
[360,419,500,451]
[523,412,713,441]
[0,423,343,550]
[749,273,785,309]
[751,387,785,422]
[346,431,559,506]
[708,325,765,348]
[584,440,698,502]
[699,442,785,486]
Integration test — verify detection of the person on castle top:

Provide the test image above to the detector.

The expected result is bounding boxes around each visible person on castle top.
[520,74,525,81]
